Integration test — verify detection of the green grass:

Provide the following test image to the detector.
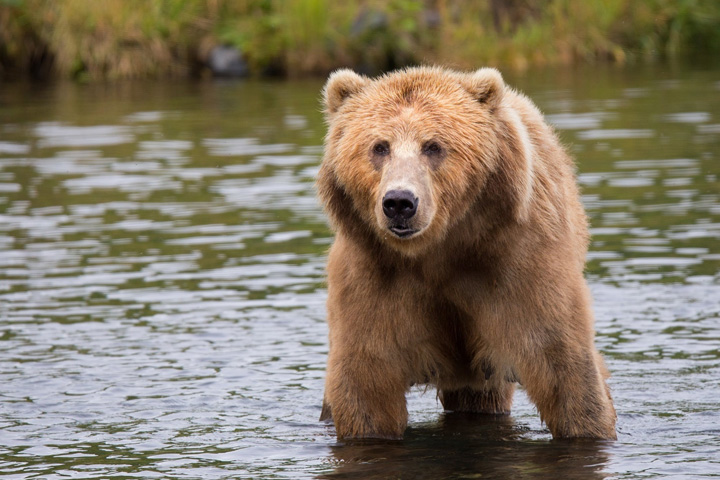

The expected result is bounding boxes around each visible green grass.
[1,0,719,80]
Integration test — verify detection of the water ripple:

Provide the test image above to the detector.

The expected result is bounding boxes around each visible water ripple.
[1,70,719,479]
[35,123,135,148]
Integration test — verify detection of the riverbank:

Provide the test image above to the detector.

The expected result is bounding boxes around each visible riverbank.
[1,0,719,81]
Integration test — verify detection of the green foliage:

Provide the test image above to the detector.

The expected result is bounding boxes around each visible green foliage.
[615,0,720,60]
[1,0,718,80]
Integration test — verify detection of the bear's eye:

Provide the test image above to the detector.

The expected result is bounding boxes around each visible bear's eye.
[422,141,443,156]
[373,141,390,156]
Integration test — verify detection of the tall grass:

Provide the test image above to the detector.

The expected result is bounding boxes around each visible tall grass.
[1,0,214,79]
[1,0,719,80]
[433,0,628,70]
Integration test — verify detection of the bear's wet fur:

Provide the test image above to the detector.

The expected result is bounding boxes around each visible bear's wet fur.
[317,66,616,440]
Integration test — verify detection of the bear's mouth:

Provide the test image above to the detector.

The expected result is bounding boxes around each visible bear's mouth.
[389,225,417,238]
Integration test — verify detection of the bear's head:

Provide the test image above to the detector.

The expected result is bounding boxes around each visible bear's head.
[317,66,533,257]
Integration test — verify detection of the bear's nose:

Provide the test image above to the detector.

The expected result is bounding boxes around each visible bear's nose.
[382,190,418,220]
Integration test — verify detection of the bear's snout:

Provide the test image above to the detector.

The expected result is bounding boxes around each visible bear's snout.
[382,190,418,220]
[382,189,418,238]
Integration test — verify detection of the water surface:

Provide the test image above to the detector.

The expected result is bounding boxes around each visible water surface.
[1,65,719,478]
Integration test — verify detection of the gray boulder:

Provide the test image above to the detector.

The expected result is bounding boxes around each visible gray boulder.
[208,46,249,77]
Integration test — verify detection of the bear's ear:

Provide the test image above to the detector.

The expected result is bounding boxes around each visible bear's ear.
[323,69,369,116]
[461,67,504,109]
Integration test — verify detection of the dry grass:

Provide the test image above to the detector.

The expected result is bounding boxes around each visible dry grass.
[1,0,718,80]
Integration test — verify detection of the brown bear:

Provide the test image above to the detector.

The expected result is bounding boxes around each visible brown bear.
[316,66,616,440]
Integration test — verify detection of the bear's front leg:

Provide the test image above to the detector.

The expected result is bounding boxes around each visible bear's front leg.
[322,348,408,439]
[320,237,430,440]
[518,340,616,440]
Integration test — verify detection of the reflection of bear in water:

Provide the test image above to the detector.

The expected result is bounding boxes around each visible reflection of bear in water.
[317,66,616,440]
[318,413,611,479]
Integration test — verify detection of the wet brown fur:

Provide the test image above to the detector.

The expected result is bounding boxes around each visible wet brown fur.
[317,66,616,440]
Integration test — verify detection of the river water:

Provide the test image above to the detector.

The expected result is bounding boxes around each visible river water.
[1,64,719,479]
